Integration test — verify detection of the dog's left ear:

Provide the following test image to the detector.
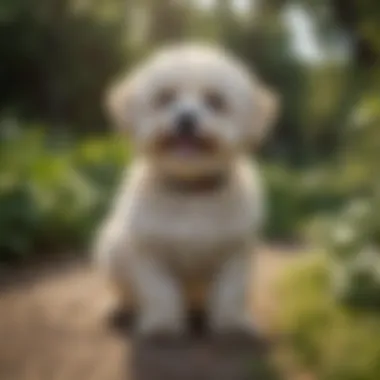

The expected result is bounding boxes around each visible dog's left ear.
[105,73,138,134]
[251,81,280,147]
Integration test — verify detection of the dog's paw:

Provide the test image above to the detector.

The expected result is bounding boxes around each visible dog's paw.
[135,316,187,342]
[188,309,207,337]
[136,331,191,348]
[212,322,271,354]
[106,307,135,333]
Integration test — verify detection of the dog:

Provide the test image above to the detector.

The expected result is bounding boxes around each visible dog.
[94,44,279,339]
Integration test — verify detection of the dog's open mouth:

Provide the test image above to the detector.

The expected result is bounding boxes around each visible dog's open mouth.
[157,134,216,157]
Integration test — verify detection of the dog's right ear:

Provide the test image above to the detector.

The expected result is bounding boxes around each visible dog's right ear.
[105,74,137,133]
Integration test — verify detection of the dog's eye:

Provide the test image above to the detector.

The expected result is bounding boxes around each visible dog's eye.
[204,91,227,113]
[153,88,176,109]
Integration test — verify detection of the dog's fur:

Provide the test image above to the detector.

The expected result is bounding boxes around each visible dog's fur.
[94,44,278,337]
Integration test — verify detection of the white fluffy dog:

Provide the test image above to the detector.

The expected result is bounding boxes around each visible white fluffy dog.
[94,44,278,338]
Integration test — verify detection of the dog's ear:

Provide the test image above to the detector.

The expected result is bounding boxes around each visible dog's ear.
[251,81,280,147]
[105,74,137,133]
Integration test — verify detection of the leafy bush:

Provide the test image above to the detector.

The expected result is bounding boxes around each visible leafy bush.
[307,198,380,312]
[275,255,380,380]
[263,164,347,241]
[0,128,129,262]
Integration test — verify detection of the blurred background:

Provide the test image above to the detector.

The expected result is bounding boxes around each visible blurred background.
[0,0,379,379]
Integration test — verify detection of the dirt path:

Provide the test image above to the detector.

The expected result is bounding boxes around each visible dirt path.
[0,246,302,380]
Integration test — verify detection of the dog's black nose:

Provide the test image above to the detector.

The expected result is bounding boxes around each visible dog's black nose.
[176,112,198,136]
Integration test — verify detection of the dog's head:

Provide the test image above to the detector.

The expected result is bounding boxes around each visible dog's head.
[107,44,279,179]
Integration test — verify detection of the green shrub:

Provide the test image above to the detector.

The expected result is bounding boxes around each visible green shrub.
[275,255,380,380]
[0,128,129,262]
[306,195,380,311]
[263,164,347,241]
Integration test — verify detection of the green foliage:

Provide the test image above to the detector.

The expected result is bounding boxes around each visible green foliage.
[306,91,380,311]
[264,165,309,241]
[0,128,129,262]
[276,256,380,380]
[263,164,348,241]
[0,0,128,130]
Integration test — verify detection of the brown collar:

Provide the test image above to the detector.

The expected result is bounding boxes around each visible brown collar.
[161,173,228,194]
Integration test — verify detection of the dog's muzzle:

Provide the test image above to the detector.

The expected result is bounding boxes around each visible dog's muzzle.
[155,111,217,157]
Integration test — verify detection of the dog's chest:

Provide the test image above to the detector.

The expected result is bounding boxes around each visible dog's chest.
[128,187,254,256]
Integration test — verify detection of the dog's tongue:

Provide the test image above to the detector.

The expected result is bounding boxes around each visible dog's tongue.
[174,137,199,156]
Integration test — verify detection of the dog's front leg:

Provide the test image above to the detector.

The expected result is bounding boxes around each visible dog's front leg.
[130,253,186,337]
[208,249,256,335]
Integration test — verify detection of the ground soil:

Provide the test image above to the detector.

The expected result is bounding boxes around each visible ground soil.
[0,245,305,380]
